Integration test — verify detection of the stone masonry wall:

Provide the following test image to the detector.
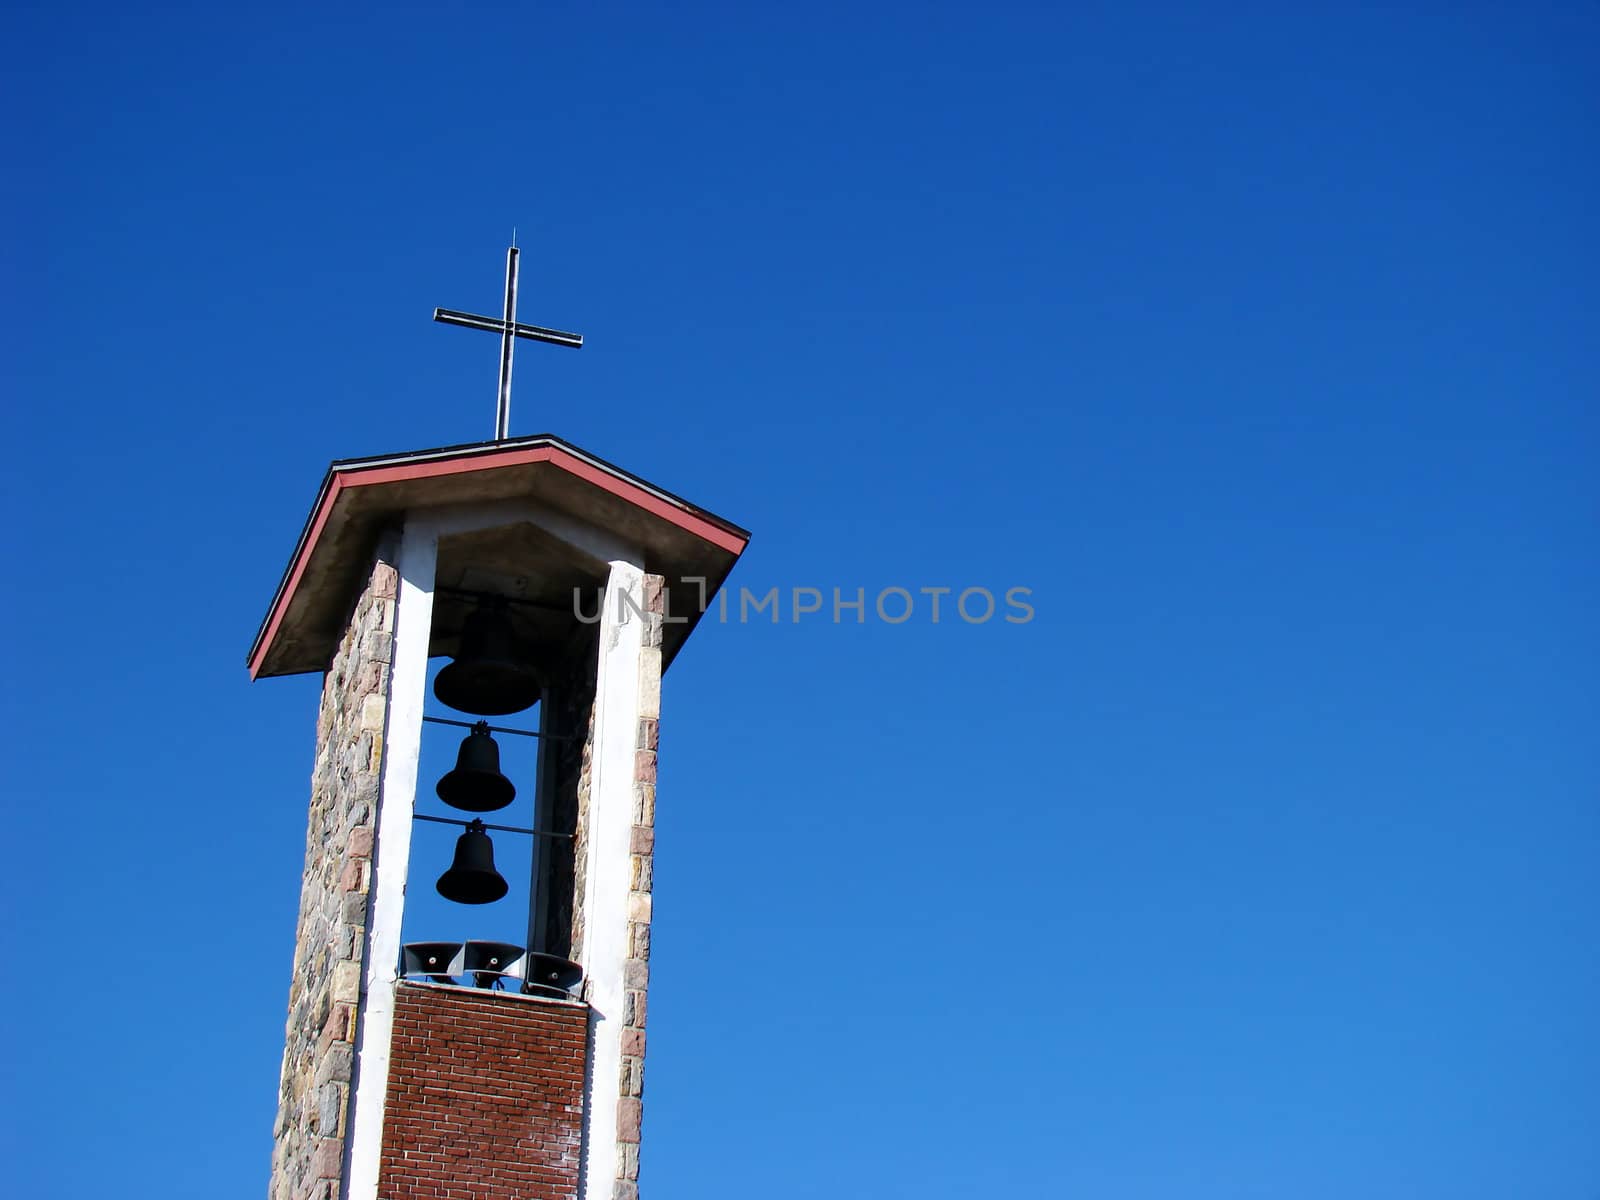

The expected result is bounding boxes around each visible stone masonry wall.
[542,644,597,962]
[566,704,596,965]
[376,983,588,1200]
[269,553,397,1200]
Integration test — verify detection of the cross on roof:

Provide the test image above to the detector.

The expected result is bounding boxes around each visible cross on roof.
[434,246,584,441]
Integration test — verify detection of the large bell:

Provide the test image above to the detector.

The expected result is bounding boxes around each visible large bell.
[436,721,516,812]
[435,820,509,905]
[434,598,541,716]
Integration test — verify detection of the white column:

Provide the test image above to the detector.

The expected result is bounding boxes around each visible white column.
[344,516,436,1200]
[579,558,648,1200]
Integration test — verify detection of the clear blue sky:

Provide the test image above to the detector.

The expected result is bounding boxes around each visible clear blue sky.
[3,3,1595,1197]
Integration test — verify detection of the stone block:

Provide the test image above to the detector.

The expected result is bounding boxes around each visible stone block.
[309,1137,343,1181]
[371,561,398,600]
[623,988,647,1028]
[359,693,386,732]
[312,983,331,1029]
[316,1082,344,1136]
[315,1003,352,1056]
[331,959,361,1005]
[363,630,392,663]
[313,1041,352,1087]
[637,651,660,719]
[339,859,365,893]
[630,854,653,892]
[631,783,655,826]
[633,750,657,784]
[616,1097,642,1143]
[630,922,651,961]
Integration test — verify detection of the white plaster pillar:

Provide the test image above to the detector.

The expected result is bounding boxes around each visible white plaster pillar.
[579,558,648,1200]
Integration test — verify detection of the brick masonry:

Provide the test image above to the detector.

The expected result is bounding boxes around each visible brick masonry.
[270,552,397,1200]
[377,983,588,1200]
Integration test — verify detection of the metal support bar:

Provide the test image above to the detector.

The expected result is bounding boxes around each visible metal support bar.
[413,811,572,838]
[423,714,570,741]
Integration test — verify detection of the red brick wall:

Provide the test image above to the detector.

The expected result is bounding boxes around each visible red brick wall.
[377,982,588,1200]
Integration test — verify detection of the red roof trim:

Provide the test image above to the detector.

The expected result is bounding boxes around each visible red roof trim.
[248,473,348,680]
[247,444,748,679]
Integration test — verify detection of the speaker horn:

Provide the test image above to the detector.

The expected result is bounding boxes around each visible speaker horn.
[402,941,463,984]
[521,952,584,999]
[436,721,516,813]
[463,940,526,990]
[433,597,542,716]
[435,820,509,905]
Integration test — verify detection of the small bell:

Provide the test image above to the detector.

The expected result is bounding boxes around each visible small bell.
[436,721,516,812]
[435,820,509,905]
[434,597,541,716]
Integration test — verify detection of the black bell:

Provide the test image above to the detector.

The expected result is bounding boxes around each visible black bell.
[435,820,509,905]
[436,721,516,812]
[433,598,541,716]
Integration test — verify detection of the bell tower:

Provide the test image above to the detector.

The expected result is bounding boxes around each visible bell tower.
[251,252,748,1200]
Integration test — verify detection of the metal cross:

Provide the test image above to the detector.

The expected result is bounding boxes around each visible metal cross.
[434,246,584,441]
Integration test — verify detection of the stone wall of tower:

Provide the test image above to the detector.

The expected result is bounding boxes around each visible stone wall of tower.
[268,553,396,1200]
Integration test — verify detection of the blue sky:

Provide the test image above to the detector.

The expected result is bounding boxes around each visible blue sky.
[3,2,1596,1196]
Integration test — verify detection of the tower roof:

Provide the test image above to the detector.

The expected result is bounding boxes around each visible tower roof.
[248,434,749,679]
